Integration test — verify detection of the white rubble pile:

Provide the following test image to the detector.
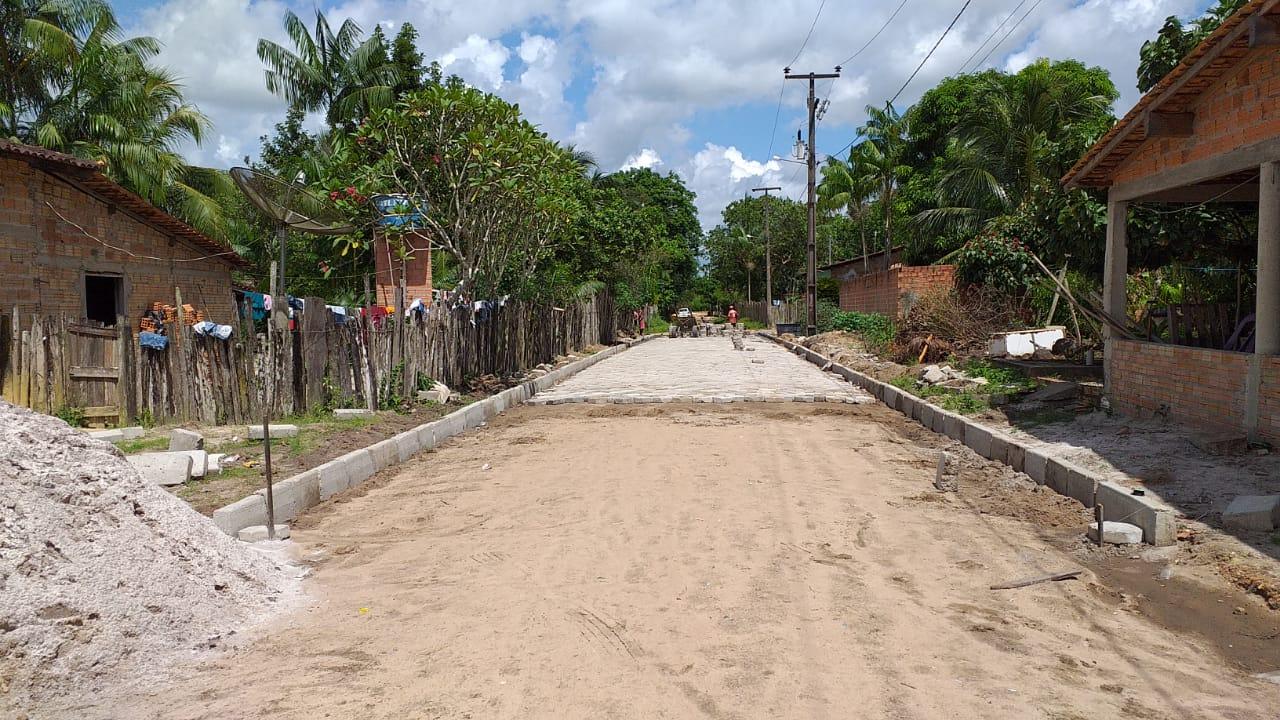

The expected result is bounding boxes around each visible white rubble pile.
[0,401,297,714]
[916,364,989,389]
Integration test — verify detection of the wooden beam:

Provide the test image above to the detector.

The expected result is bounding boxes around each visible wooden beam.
[1145,111,1195,137]
[1110,136,1280,201]
[1140,182,1259,203]
[1249,14,1280,47]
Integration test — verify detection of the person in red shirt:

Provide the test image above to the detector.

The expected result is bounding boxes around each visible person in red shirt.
[727,305,739,328]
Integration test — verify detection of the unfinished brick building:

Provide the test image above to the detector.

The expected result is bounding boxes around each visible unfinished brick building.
[0,141,248,326]
[1062,0,1280,442]
[823,247,956,318]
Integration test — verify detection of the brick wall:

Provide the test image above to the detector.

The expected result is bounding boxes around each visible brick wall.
[1109,339,1280,443]
[837,265,956,317]
[0,158,237,324]
[1115,46,1280,184]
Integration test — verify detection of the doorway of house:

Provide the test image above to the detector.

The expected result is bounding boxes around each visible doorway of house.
[84,274,122,326]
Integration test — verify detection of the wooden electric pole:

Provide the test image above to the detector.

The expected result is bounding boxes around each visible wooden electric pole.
[752,185,781,328]
[785,66,840,336]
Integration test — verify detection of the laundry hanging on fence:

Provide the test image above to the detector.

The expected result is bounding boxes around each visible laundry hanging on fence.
[327,305,349,324]
[139,331,168,350]
[192,321,233,340]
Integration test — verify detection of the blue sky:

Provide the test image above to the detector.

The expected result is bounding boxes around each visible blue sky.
[115,0,1214,230]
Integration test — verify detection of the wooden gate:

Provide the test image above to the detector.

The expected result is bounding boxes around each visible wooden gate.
[66,322,120,426]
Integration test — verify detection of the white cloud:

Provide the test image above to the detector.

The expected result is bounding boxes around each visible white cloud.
[677,143,802,232]
[620,147,662,171]
[440,34,511,89]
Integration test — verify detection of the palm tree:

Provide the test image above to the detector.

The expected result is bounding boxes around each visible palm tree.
[856,103,911,267]
[917,60,1109,238]
[5,0,227,236]
[257,10,399,128]
[818,153,876,272]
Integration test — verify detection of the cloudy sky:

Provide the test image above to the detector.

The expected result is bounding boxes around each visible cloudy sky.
[114,0,1212,230]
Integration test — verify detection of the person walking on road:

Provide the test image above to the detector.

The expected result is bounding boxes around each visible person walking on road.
[727,304,739,329]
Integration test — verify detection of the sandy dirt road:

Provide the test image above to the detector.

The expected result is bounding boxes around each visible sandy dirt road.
[59,402,1278,720]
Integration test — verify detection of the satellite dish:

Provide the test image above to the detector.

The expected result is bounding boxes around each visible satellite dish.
[230,167,356,236]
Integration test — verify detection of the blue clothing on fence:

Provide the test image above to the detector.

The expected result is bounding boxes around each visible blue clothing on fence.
[238,291,268,321]
[139,331,168,350]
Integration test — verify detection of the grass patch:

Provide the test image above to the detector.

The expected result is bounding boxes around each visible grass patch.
[826,311,895,354]
[115,435,170,454]
[646,317,671,335]
[962,359,1036,394]
[890,375,991,415]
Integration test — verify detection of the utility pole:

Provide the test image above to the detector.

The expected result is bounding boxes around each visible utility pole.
[785,65,840,336]
[751,185,781,328]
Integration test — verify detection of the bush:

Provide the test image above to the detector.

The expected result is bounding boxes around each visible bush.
[897,288,1027,357]
[954,214,1039,293]
[55,406,86,428]
[828,310,896,353]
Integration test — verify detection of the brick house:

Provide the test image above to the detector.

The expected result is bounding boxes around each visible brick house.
[1061,0,1280,442]
[822,247,956,317]
[0,141,248,326]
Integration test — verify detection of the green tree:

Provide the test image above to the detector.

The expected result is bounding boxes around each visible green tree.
[1137,0,1247,92]
[346,84,584,298]
[705,195,807,300]
[818,148,878,272]
[257,9,400,129]
[390,22,429,95]
[855,103,912,260]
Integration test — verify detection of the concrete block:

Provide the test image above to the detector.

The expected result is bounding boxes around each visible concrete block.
[964,424,994,459]
[898,394,916,420]
[1006,442,1026,473]
[248,424,299,440]
[316,459,352,500]
[1222,495,1280,532]
[1022,448,1050,485]
[212,493,266,536]
[462,403,486,429]
[168,428,204,451]
[238,524,290,542]
[178,450,209,478]
[988,432,1011,464]
[533,375,555,393]
[1096,481,1176,545]
[942,412,966,442]
[393,430,421,463]
[917,403,936,431]
[1065,466,1098,507]
[367,439,397,471]
[88,426,144,442]
[433,413,466,443]
[1086,521,1143,545]
[128,453,192,486]
[882,386,903,412]
[414,424,437,452]
[264,470,320,522]
[343,449,376,487]
[334,408,373,418]
[1044,458,1070,495]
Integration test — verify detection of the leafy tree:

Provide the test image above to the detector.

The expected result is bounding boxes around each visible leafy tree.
[390,22,431,95]
[1137,0,1247,92]
[818,152,876,272]
[345,84,584,298]
[257,10,400,129]
[705,195,807,300]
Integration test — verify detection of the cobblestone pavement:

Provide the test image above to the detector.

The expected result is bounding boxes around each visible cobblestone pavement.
[530,334,872,404]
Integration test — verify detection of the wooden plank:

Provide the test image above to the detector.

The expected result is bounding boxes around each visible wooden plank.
[990,569,1082,590]
[82,405,118,418]
[71,366,119,379]
[67,324,118,339]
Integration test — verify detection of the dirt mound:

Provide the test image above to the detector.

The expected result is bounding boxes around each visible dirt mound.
[0,401,296,714]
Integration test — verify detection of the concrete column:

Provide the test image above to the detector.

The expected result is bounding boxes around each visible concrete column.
[1102,195,1128,393]
[1258,161,1280,356]
[1247,161,1280,440]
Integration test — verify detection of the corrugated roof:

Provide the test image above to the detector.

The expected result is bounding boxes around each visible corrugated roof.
[0,140,249,268]
[1061,0,1280,189]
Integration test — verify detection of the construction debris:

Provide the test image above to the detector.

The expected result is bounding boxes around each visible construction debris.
[917,364,988,389]
[0,401,294,712]
[168,428,204,451]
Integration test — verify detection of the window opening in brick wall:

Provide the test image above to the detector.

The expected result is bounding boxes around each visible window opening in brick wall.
[84,274,122,326]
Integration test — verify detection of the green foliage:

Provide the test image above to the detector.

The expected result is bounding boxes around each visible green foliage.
[705,195,808,301]
[137,408,155,429]
[115,435,169,454]
[962,360,1036,395]
[890,374,988,415]
[827,310,896,353]
[1138,1,1247,92]
[54,406,86,428]
[645,316,670,335]
[953,216,1038,294]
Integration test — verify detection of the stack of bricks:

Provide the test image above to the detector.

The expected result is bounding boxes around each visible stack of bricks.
[1108,338,1280,444]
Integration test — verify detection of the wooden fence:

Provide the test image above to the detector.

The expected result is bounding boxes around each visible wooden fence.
[2,292,622,427]
[735,300,805,327]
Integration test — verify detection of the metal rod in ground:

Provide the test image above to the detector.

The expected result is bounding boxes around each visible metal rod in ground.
[263,412,275,539]
[1095,503,1105,547]
[934,451,947,490]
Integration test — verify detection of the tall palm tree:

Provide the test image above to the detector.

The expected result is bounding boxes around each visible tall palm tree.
[818,152,876,272]
[856,103,910,267]
[257,10,399,129]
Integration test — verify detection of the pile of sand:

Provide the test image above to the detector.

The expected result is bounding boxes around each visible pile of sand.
[0,401,296,713]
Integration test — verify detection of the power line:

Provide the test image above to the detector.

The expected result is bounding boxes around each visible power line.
[765,81,788,163]
[958,0,1028,74]
[974,0,1046,69]
[787,0,828,67]
[838,0,909,66]
[889,0,973,106]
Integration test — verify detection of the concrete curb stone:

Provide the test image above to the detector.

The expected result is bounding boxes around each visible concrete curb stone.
[210,338,649,536]
[761,333,1174,546]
